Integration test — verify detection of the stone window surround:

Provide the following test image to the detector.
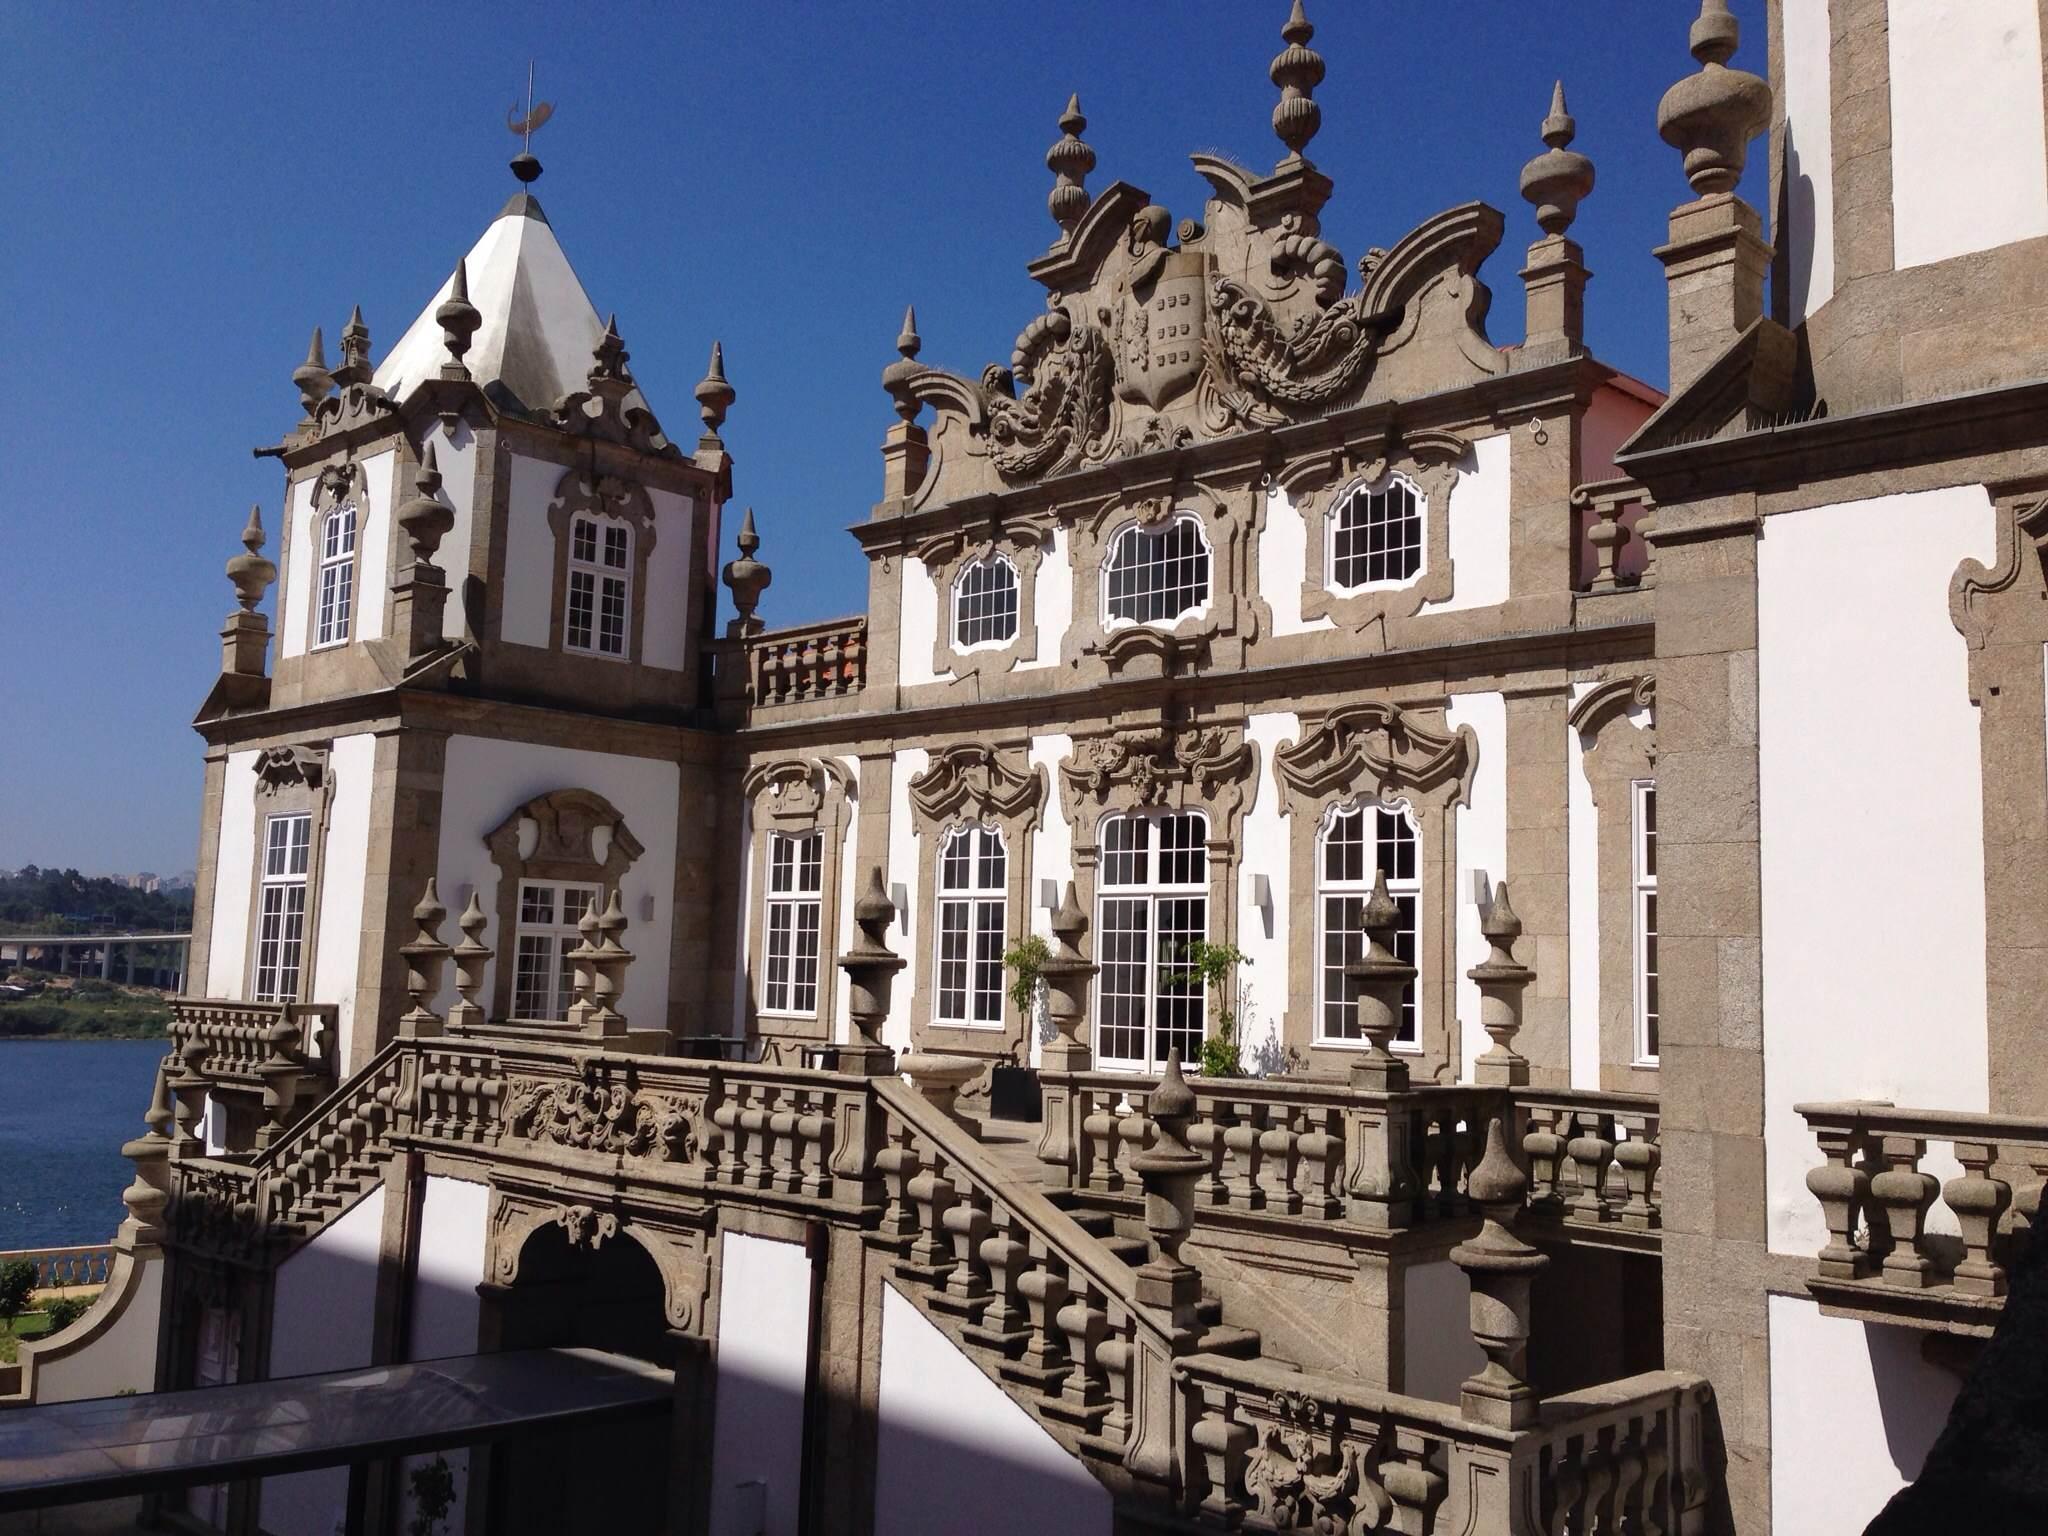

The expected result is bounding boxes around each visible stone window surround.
[1099,510,1215,632]
[905,744,1047,1061]
[240,745,335,1008]
[561,508,635,660]
[1568,674,1659,1093]
[914,523,1046,680]
[544,466,659,667]
[1285,429,1471,630]
[1062,483,1255,670]
[483,788,646,1026]
[1310,796,1424,1049]
[304,461,371,655]
[1275,702,1475,1080]
[1055,717,1260,1071]
[742,758,853,1048]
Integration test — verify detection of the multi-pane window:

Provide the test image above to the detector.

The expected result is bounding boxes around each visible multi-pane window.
[1095,811,1208,1069]
[253,812,312,1002]
[1104,515,1210,626]
[763,831,824,1015]
[1315,802,1420,1046]
[314,503,357,648]
[566,513,631,657]
[953,557,1019,649]
[935,825,1007,1026]
[1634,781,1658,1063]
[1331,476,1423,590]
[511,881,599,1022]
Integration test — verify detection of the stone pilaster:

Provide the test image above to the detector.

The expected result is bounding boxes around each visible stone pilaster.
[351,728,448,1073]
[1503,687,1571,1086]
[1656,195,1772,397]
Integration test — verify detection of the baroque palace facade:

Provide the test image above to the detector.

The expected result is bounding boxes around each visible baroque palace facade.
[12,5,2048,1536]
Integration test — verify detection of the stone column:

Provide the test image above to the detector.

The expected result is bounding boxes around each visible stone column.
[1504,687,1570,1084]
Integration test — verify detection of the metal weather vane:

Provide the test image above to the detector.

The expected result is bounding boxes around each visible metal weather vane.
[507,62,554,184]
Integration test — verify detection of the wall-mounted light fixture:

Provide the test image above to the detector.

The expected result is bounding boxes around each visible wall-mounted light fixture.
[1040,878,1060,911]
[891,881,910,935]
[1469,869,1493,911]
[457,882,475,908]
[639,892,656,923]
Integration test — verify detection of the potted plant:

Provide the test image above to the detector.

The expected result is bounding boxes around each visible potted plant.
[1169,941,1252,1077]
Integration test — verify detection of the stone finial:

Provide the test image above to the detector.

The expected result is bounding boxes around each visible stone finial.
[292,327,333,416]
[1039,880,1098,1070]
[1342,869,1416,1091]
[722,508,773,635]
[1130,1047,1209,1331]
[1269,1,1325,165]
[1046,93,1096,239]
[1520,82,1595,237]
[1657,0,1771,196]
[883,305,925,424]
[1470,881,1534,1086]
[589,313,635,398]
[694,340,735,440]
[839,866,906,1075]
[448,890,492,1032]
[1449,1117,1549,1429]
[334,305,373,388]
[435,260,482,380]
[589,888,633,1034]
[398,878,453,1038]
[397,440,454,564]
[119,1061,175,1246]
[226,504,278,613]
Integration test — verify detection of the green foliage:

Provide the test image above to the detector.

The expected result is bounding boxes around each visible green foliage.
[408,1454,457,1536]
[0,866,192,935]
[42,1295,89,1332]
[1002,933,1052,1015]
[1167,942,1251,1078]
[0,991,170,1039]
[0,1262,36,1326]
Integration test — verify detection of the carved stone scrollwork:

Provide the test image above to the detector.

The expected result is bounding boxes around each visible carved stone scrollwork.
[908,744,1046,826]
[1273,702,1475,810]
[1239,1391,1391,1532]
[1950,491,2048,661]
[1059,721,1258,821]
[554,1203,619,1250]
[253,745,328,796]
[983,302,1116,481]
[501,1060,700,1162]
[487,1191,705,1335]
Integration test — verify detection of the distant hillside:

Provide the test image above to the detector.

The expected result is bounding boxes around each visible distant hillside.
[0,867,193,935]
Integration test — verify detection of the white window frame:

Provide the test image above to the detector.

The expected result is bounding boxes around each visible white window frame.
[564,511,633,660]
[761,830,824,1018]
[1312,800,1422,1049]
[252,812,312,1002]
[1101,513,1212,630]
[1632,780,1658,1066]
[313,502,358,649]
[934,823,1008,1027]
[951,554,1021,652]
[1093,810,1209,1071]
[1327,471,1426,596]
[510,879,601,1023]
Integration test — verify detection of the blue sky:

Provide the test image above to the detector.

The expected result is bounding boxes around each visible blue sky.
[0,1,1768,875]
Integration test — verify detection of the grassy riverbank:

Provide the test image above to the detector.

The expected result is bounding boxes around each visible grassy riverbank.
[0,978,169,1040]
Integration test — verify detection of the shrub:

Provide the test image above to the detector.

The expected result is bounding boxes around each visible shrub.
[43,1295,89,1332]
[0,1261,36,1327]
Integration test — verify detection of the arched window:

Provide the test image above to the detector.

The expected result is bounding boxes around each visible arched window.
[953,555,1019,649]
[935,824,1007,1026]
[566,512,632,657]
[1095,809,1208,1069]
[1104,514,1210,625]
[1330,475,1424,591]
[1316,800,1420,1045]
[314,502,357,648]
[762,829,824,1017]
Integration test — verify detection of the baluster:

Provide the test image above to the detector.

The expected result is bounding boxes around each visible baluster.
[819,631,842,693]
[842,627,864,690]
[1223,1100,1265,1210]
[1523,1104,1565,1208]
[1083,1095,1122,1194]
[1094,1318,1133,1446]
[768,1094,801,1193]
[1567,1111,1618,1223]
[963,1207,1031,1353]
[1945,1138,2011,1297]
[1193,1104,1230,1207]
[904,1158,957,1281]
[1117,1105,1151,1188]
[1189,1383,1253,1523]
[1297,1105,1342,1219]
[931,1188,993,1319]
[1611,1414,1649,1533]
[1259,1108,1303,1216]
[1003,1249,1070,1393]
[799,633,821,696]
[875,1120,922,1243]
[1808,1125,1870,1278]
[1582,1425,1618,1533]
[1048,1282,1111,1425]
[740,1090,774,1189]
[1615,1114,1662,1230]
[1869,1134,1940,1288]
[797,1099,832,1197]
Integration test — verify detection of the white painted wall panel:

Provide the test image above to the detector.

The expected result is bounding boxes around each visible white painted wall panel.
[1260,485,1333,637]
[399,1176,490,1536]
[898,557,950,686]
[1782,0,1837,321]
[874,1283,1109,1535]
[1017,528,1073,671]
[502,453,561,648]
[1758,488,1996,1256]
[1566,684,1602,1090]
[1890,0,2048,268]
[355,448,397,642]
[884,749,929,1052]
[1025,734,1075,1067]
[1401,1259,1484,1405]
[643,487,697,672]
[834,755,861,1047]
[206,750,259,996]
[708,1232,813,1536]
[279,475,316,660]
[1445,692,1506,1084]
[1421,432,1511,616]
[1769,1294,1955,1534]
[27,1255,163,1404]
[263,1186,386,1536]
[732,798,753,1038]
[312,732,376,1068]
[432,736,681,1027]
[1239,713,1297,1071]
[430,422,478,642]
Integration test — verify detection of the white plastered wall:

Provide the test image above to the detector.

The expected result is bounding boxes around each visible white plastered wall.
[501,452,562,648]
[431,735,681,1025]
[1259,484,1333,637]
[400,1175,490,1536]
[643,488,697,672]
[898,556,951,686]
[732,797,754,1038]
[1768,1294,1956,1534]
[1238,713,1297,1070]
[1419,431,1511,617]
[430,422,478,642]
[884,748,929,1053]
[873,1283,1110,1535]
[1566,683,1602,1090]
[1781,0,1837,322]
[278,475,317,660]
[263,1186,386,1536]
[355,447,396,642]
[1400,1258,1483,1405]
[707,1231,813,1536]
[1889,0,2048,269]
[1446,692,1506,1084]
[205,750,260,996]
[312,732,375,1068]
[1757,487,1995,1257]
[833,755,860,1046]
[1025,735,1075,1067]
[1016,528,1073,671]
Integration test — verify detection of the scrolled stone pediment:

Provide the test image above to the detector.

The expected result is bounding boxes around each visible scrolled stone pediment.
[253,744,328,796]
[1569,676,1656,743]
[741,758,852,823]
[1275,702,1473,811]
[907,744,1045,827]
[484,787,644,872]
[1058,720,1258,822]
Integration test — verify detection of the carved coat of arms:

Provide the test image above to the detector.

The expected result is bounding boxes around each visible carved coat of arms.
[1114,244,1207,411]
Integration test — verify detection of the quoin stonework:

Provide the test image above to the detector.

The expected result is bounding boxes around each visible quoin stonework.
[12,4,2048,1535]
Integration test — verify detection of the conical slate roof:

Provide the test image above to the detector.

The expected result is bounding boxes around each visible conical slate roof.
[373,193,651,418]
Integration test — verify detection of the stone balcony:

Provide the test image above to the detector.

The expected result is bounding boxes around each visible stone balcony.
[1795,1099,2048,1335]
[167,996,339,1154]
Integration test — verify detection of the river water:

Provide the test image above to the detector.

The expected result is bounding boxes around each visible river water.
[0,1039,167,1250]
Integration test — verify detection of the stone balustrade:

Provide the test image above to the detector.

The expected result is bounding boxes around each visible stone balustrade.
[748,616,867,704]
[1795,1100,2048,1333]
[1180,1351,1711,1534]
[168,997,339,1150]
[0,1245,115,1290]
[1517,1089,1663,1242]
[1570,475,1655,592]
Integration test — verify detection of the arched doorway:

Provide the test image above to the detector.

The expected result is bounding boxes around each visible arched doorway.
[487,1219,673,1532]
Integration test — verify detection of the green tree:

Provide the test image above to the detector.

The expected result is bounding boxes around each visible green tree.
[0,1261,37,1330]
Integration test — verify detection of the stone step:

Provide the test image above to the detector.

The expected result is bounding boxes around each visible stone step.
[1196,1323,1262,1360]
